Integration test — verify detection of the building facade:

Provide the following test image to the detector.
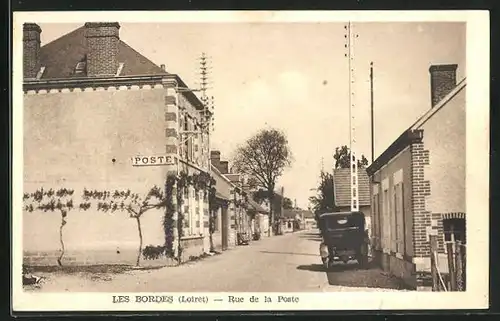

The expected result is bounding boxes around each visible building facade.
[366,64,466,289]
[23,22,211,266]
[210,151,251,247]
[246,197,269,238]
[333,168,372,237]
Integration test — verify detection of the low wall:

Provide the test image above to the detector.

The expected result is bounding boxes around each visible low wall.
[178,236,205,262]
[375,249,417,290]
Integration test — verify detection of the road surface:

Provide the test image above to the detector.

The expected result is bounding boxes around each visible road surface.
[29,230,406,292]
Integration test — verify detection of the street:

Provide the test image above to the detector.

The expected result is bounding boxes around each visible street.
[30,230,407,293]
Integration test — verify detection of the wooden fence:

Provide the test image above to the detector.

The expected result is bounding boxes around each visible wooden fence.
[429,235,466,291]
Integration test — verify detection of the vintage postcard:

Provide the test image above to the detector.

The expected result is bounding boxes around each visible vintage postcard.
[12,10,490,312]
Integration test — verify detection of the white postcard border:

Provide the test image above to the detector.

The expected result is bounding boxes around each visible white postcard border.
[12,10,490,311]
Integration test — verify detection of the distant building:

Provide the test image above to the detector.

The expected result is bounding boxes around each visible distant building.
[302,210,317,230]
[23,22,211,266]
[366,64,466,289]
[210,151,250,247]
[282,209,315,231]
[246,197,270,238]
[333,168,371,235]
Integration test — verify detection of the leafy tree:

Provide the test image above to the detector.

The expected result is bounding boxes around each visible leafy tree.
[283,197,294,210]
[23,188,75,266]
[308,171,336,224]
[233,128,293,236]
[333,145,369,169]
[82,186,168,267]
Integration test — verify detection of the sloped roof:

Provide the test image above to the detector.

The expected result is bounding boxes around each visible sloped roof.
[247,198,269,214]
[367,78,466,176]
[333,168,370,207]
[38,25,167,79]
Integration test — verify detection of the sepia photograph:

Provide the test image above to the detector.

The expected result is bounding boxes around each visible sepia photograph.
[12,10,489,312]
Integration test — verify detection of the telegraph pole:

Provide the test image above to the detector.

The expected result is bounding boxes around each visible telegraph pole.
[198,52,214,171]
[370,61,375,164]
[345,21,359,212]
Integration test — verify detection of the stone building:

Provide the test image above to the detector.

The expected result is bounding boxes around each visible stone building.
[22,22,211,266]
[366,64,466,289]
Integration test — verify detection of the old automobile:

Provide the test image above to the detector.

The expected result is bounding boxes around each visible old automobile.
[318,211,369,269]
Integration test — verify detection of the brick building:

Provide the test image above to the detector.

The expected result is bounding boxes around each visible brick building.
[366,64,466,289]
[22,22,212,266]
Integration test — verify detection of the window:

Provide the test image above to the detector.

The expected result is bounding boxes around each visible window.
[391,186,398,252]
[74,59,87,75]
[382,189,390,250]
[372,194,381,248]
[443,218,466,244]
[394,183,405,254]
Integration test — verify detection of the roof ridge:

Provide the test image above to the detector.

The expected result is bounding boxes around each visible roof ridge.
[411,77,466,130]
[41,25,85,48]
[118,40,166,74]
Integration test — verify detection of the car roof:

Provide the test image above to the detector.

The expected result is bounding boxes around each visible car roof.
[319,211,363,218]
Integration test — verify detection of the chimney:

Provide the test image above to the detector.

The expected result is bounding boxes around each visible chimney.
[429,64,458,107]
[160,64,166,71]
[210,150,221,168]
[23,23,42,79]
[84,22,121,77]
[219,161,229,174]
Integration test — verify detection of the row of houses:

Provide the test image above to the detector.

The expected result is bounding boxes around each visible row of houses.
[21,21,314,267]
[332,63,466,289]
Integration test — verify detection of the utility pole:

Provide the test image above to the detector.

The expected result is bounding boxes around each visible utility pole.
[199,52,214,171]
[370,61,375,164]
[345,21,359,212]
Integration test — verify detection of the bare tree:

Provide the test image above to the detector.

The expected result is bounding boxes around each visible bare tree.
[233,128,293,236]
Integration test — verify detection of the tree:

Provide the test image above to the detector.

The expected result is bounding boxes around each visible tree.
[23,188,75,267]
[308,170,336,223]
[81,186,168,267]
[333,145,369,169]
[233,128,293,236]
[283,197,294,210]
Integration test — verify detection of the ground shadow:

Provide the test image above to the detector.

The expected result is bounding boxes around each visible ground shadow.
[325,261,409,290]
[299,232,321,237]
[260,250,317,257]
[296,264,325,272]
[299,235,323,242]
[25,264,165,275]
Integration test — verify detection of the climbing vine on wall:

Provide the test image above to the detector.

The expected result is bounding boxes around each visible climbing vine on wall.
[167,171,217,261]
[162,174,177,259]
[23,188,75,267]
[81,186,167,267]
[23,172,218,267]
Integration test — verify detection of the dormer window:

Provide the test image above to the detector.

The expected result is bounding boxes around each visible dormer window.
[74,61,87,76]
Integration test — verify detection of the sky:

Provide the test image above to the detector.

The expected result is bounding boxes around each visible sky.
[37,22,466,209]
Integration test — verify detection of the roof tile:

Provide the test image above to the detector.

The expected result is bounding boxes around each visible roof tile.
[333,168,370,207]
[38,25,166,79]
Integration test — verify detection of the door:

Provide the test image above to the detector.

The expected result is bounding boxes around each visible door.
[221,205,229,250]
